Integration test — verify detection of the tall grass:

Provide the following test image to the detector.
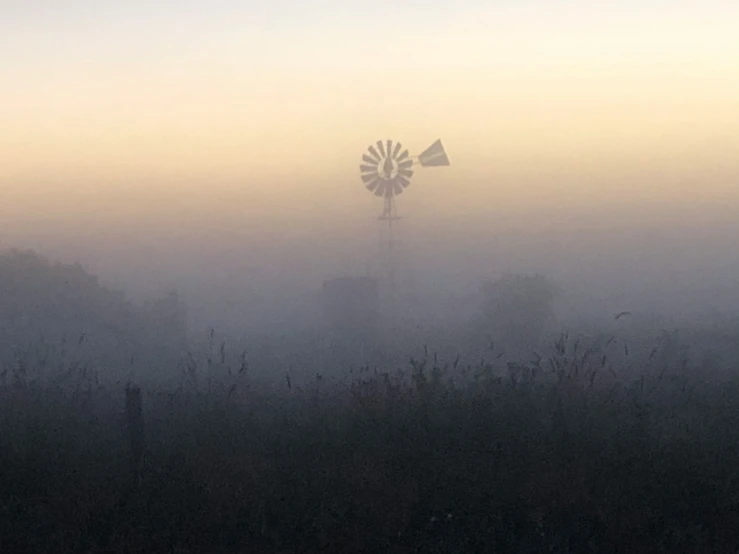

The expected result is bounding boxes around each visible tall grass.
[2,333,739,553]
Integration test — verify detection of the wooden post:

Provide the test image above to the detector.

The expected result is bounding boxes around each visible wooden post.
[125,383,145,487]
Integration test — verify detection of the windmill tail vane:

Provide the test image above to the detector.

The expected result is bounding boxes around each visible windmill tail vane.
[417,139,450,167]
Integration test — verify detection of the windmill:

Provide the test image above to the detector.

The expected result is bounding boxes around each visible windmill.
[359,139,450,291]
[360,138,450,221]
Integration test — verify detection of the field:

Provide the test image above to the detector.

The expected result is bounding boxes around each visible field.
[2,331,739,553]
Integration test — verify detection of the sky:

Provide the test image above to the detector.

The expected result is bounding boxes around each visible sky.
[2,0,739,327]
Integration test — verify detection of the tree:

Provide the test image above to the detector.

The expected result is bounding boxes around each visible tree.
[0,249,190,384]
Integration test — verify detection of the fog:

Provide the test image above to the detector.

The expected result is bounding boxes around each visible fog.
[2,0,739,385]
[6,173,739,336]
[4,172,739,387]
[4,152,739,388]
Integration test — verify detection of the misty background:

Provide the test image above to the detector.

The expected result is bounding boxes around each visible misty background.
[2,0,739,384]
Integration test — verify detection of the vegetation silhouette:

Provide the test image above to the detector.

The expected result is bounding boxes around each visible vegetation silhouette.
[1,250,739,552]
[0,249,188,386]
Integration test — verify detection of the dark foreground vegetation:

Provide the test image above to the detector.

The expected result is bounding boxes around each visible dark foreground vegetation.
[2,338,739,554]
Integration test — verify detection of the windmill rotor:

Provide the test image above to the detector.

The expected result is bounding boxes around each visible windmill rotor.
[360,139,415,202]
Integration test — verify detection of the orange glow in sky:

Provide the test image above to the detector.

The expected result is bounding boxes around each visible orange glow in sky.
[1,1,738,268]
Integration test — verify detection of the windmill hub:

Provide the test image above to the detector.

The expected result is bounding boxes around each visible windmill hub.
[381,156,398,180]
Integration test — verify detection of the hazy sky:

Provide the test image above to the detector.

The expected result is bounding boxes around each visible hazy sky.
[2,0,739,313]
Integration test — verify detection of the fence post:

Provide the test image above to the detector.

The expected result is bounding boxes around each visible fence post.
[125,383,145,487]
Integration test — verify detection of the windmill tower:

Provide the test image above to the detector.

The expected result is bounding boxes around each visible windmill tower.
[359,139,450,293]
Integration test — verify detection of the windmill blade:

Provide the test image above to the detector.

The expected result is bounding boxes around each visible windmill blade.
[362,154,378,166]
[398,176,411,187]
[418,139,450,167]
[368,145,381,161]
[374,181,387,197]
[397,149,409,161]
[361,173,378,184]
[392,141,402,158]
[365,177,381,192]
[398,159,413,169]
[360,164,377,173]
[391,181,403,196]
[398,168,413,179]
[386,139,393,159]
[377,140,386,158]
